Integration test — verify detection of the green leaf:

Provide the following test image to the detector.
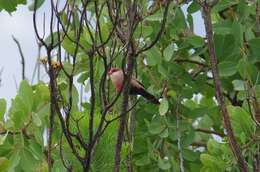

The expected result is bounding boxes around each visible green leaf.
[147,117,165,135]
[77,72,88,84]
[187,13,194,31]
[135,25,153,38]
[28,140,43,160]
[173,8,187,31]
[35,82,50,102]
[183,149,200,162]
[218,61,237,77]
[159,128,168,138]
[232,21,243,46]
[28,0,44,11]
[135,154,151,166]
[227,106,255,138]
[163,44,174,62]
[145,48,161,66]
[158,64,168,78]
[32,112,42,127]
[142,25,153,38]
[213,22,232,35]
[200,154,223,169]
[214,34,236,61]
[18,80,33,112]
[0,157,10,171]
[186,36,204,48]
[20,149,39,171]
[249,38,260,58]
[182,130,195,147]
[187,1,200,13]
[4,119,15,130]
[158,157,171,170]
[232,80,245,91]
[159,98,168,116]
[10,99,29,129]
[0,99,6,120]
[8,150,21,171]
[145,11,163,21]
[62,30,91,55]
[237,59,253,79]
[0,0,26,13]
[99,16,111,41]
[0,132,8,145]
[213,0,238,12]
[198,115,213,128]
[207,140,223,155]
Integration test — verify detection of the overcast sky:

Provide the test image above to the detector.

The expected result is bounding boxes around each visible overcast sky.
[0,1,50,106]
[0,2,204,106]
[0,4,37,103]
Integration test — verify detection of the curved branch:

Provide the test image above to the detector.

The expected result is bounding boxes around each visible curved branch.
[136,0,171,55]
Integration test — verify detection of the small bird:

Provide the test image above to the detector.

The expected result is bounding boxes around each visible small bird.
[108,68,160,104]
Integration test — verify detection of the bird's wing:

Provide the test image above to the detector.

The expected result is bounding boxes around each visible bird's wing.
[130,78,159,104]
[131,77,145,89]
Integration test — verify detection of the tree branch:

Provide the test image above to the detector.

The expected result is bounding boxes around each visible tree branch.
[136,0,170,56]
[113,47,135,172]
[195,128,226,137]
[200,2,249,172]
[114,2,137,171]
[12,36,26,80]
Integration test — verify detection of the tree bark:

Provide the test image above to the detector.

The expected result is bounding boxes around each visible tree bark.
[114,45,135,172]
[202,5,249,172]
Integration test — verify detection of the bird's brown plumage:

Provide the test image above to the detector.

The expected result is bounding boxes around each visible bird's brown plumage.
[108,68,159,104]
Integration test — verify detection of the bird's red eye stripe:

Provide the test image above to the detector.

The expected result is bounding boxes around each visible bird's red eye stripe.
[108,69,114,75]
[108,68,119,75]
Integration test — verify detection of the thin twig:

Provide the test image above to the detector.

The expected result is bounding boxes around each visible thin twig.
[12,36,26,80]
[174,59,208,67]
[176,95,185,172]
[195,128,226,137]
[59,133,73,171]
[136,0,171,55]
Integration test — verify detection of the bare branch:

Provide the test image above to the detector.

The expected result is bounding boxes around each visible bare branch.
[12,36,26,80]
[113,3,138,171]
[195,128,226,137]
[201,3,249,172]
[136,0,171,55]
[174,59,208,67]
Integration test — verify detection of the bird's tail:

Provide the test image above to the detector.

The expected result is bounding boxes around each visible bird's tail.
[138,89,160,104]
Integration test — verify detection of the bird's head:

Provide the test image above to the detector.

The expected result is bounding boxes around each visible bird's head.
[108,68,120,76]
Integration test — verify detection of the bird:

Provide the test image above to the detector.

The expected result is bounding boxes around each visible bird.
[108,68,160,104]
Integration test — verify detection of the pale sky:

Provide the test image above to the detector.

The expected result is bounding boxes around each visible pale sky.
[0,1,50,106]
[0,4,36,103]
[0,2,204,106]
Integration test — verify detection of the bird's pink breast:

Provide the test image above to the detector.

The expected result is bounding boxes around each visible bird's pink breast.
[115,83,122,92]
[110,70,124,92]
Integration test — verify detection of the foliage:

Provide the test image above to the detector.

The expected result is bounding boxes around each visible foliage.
[1,0,260,172]
[0,0,26,13]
